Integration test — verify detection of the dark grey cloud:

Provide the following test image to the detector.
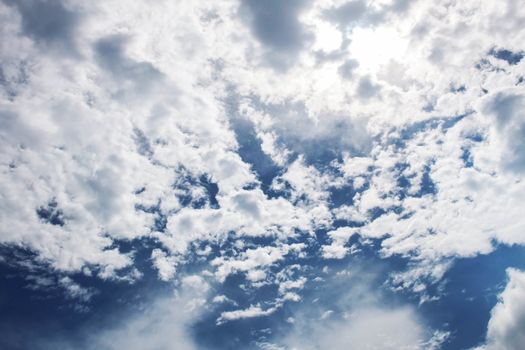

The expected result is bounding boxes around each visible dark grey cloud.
[5,0,80,55]
[240,0,313,70]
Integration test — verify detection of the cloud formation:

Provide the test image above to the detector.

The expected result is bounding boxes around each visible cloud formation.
[1,0,525,349]
[476,269,525,350]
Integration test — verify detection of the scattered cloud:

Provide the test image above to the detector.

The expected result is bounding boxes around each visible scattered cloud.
[1,0,525,348]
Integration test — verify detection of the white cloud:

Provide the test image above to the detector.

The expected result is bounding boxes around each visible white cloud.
[151,249,178,281]
[212,245,291,282]
[318,102,525,291]
[322,227,359,259]
[475,268,525,350]
[0,0,273,278]
[480,88,525,173]
[217,304,278,325]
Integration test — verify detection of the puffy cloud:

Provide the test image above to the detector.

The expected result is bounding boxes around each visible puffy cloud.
[212,245,291,282]
[320,105,525,293]
[151,249,178,281]
[322,227,358,259]
[480,88,525,173]
[0,0,258,279]
[476,268,525,350]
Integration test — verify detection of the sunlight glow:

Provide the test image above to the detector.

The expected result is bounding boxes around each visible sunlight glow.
[349,27,408,72]
[314,22,343,52]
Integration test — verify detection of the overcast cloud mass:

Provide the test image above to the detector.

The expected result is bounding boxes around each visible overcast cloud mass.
[1,0,525,349]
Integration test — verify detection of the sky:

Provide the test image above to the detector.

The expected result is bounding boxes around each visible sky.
[0,0,525,349]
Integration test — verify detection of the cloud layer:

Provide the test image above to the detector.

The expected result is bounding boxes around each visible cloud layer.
[1,0,524,349]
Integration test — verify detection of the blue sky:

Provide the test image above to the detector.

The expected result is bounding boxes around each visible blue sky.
[1,0,525,349]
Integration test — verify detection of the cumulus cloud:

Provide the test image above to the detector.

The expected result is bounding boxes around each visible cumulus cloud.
[1,0,522,292]
[475,268,525,350]
[1,0,525,347]
[480,88,525,173]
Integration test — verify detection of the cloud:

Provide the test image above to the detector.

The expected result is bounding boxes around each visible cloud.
[0,0,259,279]
[212,245,291,283]
[1,0,525,347]
[475,268,525,350]
[322,227,359,259]
[480,88,525,173]
[151,248,178,281]
[217,304,278,325]
[285,307,430,350]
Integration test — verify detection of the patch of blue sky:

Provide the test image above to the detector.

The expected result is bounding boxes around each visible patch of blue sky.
[36,199,65,227]
[186,215,525,349]
[232,117,282,191]
[461,147,474,168]
[174,172,220,210]
[222,242,416,348]
[225,95,283,195]
[0,239,174,350]
[489,47,524,65]
[329,183,359,208]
